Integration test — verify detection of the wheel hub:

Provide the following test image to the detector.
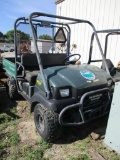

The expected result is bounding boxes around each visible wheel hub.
[37,114,45,132]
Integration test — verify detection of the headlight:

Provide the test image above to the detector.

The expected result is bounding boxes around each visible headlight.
[59,89,70,97]
[107,79,112,87]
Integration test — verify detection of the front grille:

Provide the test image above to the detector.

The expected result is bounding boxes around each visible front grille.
[80,91,110,121]
[83,92,108,111]
[59,88,111,126]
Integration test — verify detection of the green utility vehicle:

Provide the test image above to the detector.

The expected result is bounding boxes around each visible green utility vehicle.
[2,12,113,142]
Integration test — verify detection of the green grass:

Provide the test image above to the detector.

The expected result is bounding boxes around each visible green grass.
[0,104,120,160]
[80,138,90,150]
[8,130,20,146]
[73,137,90,152]
[98,144,120,160]
[66,138,91,160]
[0,106,52,160]
[9,140,51,160]
[9,145,43,160]
[0,107,19,159]
[68,154,90,160]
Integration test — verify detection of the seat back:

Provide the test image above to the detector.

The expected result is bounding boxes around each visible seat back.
[21,54,38,70]
[21,53,67,70]
[101,59,116,76]
[40,53,67,67]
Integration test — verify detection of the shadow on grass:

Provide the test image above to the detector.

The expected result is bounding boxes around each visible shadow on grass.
[0,83,20,120]
[55,115,109,144]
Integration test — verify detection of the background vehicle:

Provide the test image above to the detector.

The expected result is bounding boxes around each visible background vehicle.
[9,46,14,52]
[88,29,120,82]
[0,48,4,53]
[0,45,14,52]
[0,46,4,53]
[2,12,113,142]
[4,45,14,52]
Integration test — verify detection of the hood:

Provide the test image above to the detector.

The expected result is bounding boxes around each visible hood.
[44,64,111,89]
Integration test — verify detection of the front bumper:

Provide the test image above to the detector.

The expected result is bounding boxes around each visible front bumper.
[59,88,111,126]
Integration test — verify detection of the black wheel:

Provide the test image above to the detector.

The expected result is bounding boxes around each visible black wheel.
[34,103,63,142]
[6,79,19,100]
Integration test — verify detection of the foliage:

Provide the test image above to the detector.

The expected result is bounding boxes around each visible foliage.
[0,39,5,43]
[0,31,6,42]
[0,31,4,38]
[5,30,30,43]
[39,34,52,40]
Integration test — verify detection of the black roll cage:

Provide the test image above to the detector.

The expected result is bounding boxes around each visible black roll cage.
[14,12,110,99]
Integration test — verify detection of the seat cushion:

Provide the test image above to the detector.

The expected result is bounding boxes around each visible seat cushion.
[101,59,116,76]
[25,70,39,84]
[113,71,120,82]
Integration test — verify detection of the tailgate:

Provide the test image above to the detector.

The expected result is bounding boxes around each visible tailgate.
[2,58,16,78]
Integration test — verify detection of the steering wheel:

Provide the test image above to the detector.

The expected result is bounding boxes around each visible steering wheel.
[63,54,81,65]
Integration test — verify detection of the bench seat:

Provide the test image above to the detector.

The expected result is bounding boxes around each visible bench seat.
[25,70,39,84]
[20,53,67,84]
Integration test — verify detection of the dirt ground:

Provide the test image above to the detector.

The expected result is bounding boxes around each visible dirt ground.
[0,79,120,160]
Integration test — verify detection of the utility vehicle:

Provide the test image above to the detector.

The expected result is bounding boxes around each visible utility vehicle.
[89,29,120,82]
[2,12,113,142]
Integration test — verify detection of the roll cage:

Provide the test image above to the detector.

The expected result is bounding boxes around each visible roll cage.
[88,29,120,63]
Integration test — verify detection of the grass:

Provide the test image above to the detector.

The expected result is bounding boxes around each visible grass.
[9,140,51,160]
[68,154,90,160]
[98,144,120,160]
[62,137,91,160]
[0,94,120,160]
[0,107,20,159]
[0,102,52,160]
[80,138,90,151]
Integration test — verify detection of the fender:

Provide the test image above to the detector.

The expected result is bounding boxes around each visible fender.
[30,91,76,113]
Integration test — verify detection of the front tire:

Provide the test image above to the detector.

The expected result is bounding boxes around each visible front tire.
[34,103,63,142]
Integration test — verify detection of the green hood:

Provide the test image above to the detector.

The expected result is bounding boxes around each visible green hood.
[44,64,111,89]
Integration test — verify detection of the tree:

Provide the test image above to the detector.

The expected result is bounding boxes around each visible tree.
[0,31,6,43]
[5,30,14,42]
[0,31,4,39]
[39,34,52,40]
[5,30,30,43]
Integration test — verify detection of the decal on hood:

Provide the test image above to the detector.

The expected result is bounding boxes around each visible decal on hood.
[80,70,95,80]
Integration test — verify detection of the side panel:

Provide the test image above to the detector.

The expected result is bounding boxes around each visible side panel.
[35,74,45,92]
[2,58,16,78]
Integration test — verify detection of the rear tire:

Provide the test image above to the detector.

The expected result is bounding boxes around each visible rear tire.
[34,103,63,142]
[6,79,19,100]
